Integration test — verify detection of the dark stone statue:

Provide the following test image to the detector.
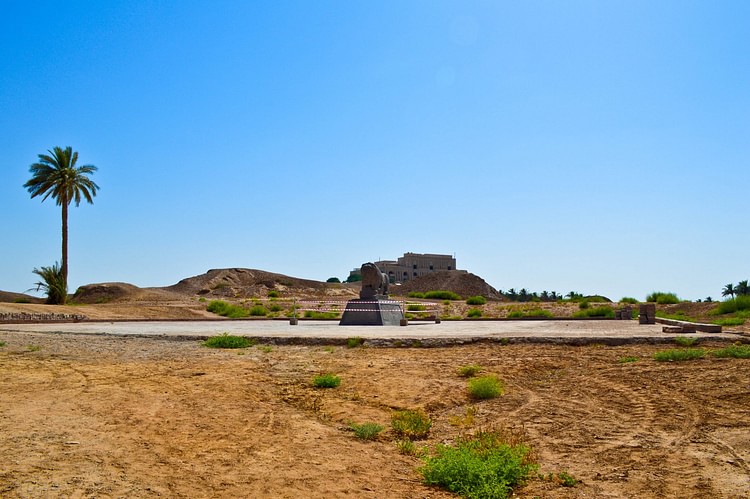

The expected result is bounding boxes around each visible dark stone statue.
[339,262,404,326]
[359,262,389,299]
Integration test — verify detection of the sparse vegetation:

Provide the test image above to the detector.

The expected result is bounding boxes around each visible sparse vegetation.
[466,296,487,305]
[619,297,639,304]
[267,290,280,298]
[713,344,750,359]
[407,304,426,311]
[27,345,42,352]
[507,308,553,319]
[713,317,745,326]
[312,373,341,388]
[555,471,578,487]
[674,336,700,347]
[202,333,255,349]
[396,438,425,456]
[303,311,339,319]
[653,348,706,362]
[467,308,483,318]
[408,292,425,298]
[206,300,250,318]
[618,356,639,363]
[346,337,364,348]
[420,429,538,499]
[0,341,6,347]
[424,290,461,300]
[249,305,268,316]
[715,295,750,314]
[646,292,680,304]
[573,306,614,318]
[458,364,483,377]
[391,409,432,440]
[468,375,504,400]
[349,421,384,440]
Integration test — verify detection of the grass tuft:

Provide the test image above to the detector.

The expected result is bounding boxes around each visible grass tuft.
[349,421,384,440]
[458,364,483,377]
[467,308,483,318]
[346,337,364,348]
[618,356,638,364]
[202,333,255,349]
[466,296,487,305]
[392,409,432,440]
[653,348,706,362]
[646,292,680,304]
[712,344,750,359]
[674,336,700,347]
[312,373,341,388]
[468,375,504,400]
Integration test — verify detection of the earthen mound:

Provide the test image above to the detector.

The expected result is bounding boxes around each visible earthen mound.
[72,283,144,304]
[391,271,503,300]
[164,268,343,299]
[0,291,44,304]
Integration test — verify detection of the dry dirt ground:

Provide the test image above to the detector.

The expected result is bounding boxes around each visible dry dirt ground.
[1,332,749,498]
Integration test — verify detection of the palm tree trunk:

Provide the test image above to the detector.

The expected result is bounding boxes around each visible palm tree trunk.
[61,200,68,303]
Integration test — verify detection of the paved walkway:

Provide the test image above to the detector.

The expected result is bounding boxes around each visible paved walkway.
[1,320,745,345]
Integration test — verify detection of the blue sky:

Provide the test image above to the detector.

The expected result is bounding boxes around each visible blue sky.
[2,1,748,301]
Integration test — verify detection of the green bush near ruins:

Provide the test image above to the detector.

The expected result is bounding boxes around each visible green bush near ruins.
[573,306,614,318]
[466,296,487,305]
[467,308,483,318]
[420,429,538,499]
[348,421,384,440]
[424,290,462,300]
[468,375,504,400]
[206,300,250,318]
[713,344,750,359]
[391,409,432,440]
[653,348,706,362]
[645,292,680,305]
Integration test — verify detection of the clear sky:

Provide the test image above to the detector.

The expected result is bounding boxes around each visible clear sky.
[2,1,748,302]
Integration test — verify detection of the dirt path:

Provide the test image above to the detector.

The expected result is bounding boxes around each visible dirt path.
[1,332,748,498]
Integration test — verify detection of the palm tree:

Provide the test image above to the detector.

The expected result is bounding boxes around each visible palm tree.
[24,146,99,302]
[737,280,749,296]
[31,262,67,304]
[722,283,736,300]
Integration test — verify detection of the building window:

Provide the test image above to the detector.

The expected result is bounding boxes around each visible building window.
[447,266,452,270]
[413,272,417,277]
[412,264,417,269]
[429,265,433,270]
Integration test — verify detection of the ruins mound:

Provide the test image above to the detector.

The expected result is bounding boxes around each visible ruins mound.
[391,271,503,300]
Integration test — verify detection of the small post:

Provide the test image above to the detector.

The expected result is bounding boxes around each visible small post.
[290,298,298,325]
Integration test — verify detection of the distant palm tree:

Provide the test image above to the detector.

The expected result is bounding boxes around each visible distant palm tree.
[31,262,67,304]
[24,146,99,302]
[722,283,736,300]
[737,280,749,296]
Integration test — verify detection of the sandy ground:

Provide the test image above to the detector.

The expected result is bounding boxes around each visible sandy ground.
[1,330,749,498]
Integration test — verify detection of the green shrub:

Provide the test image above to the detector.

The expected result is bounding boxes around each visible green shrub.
[408,292,425,298]
[466,296,487,305]
[392,409,432,440]
[347,337,364,348]
[407,304,426,311]
[619,297,639,304]
[349,421,384,440]
[578,300,590,310]
[715,296,750,314]
[713,317,745,326]
[27,345,41,352]
[524,308,552,318]
[267,290,280,298]
[206,300,250,318]
[268,303,283,313]
[0,341,6,347]
[573,306,614,318]
[653,348,706,362]
[425,290,461,300]
[674,336,700,347]
[507,310,524,319]
[303,310,339,319]
[458,364,483,377]
[312,373,341,388]
[13,297,31,304]
[202,333,255,349]
[713,344,750,359]
[646,292,680,304]
[249,305,268,316]
[31,262,67,304]
[420,429,538,499]
[468,375,504,400]
[467,308,483,318]
[556,471,578,487]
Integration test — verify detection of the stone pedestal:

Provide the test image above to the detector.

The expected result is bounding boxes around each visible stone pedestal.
[339,298,404,326]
